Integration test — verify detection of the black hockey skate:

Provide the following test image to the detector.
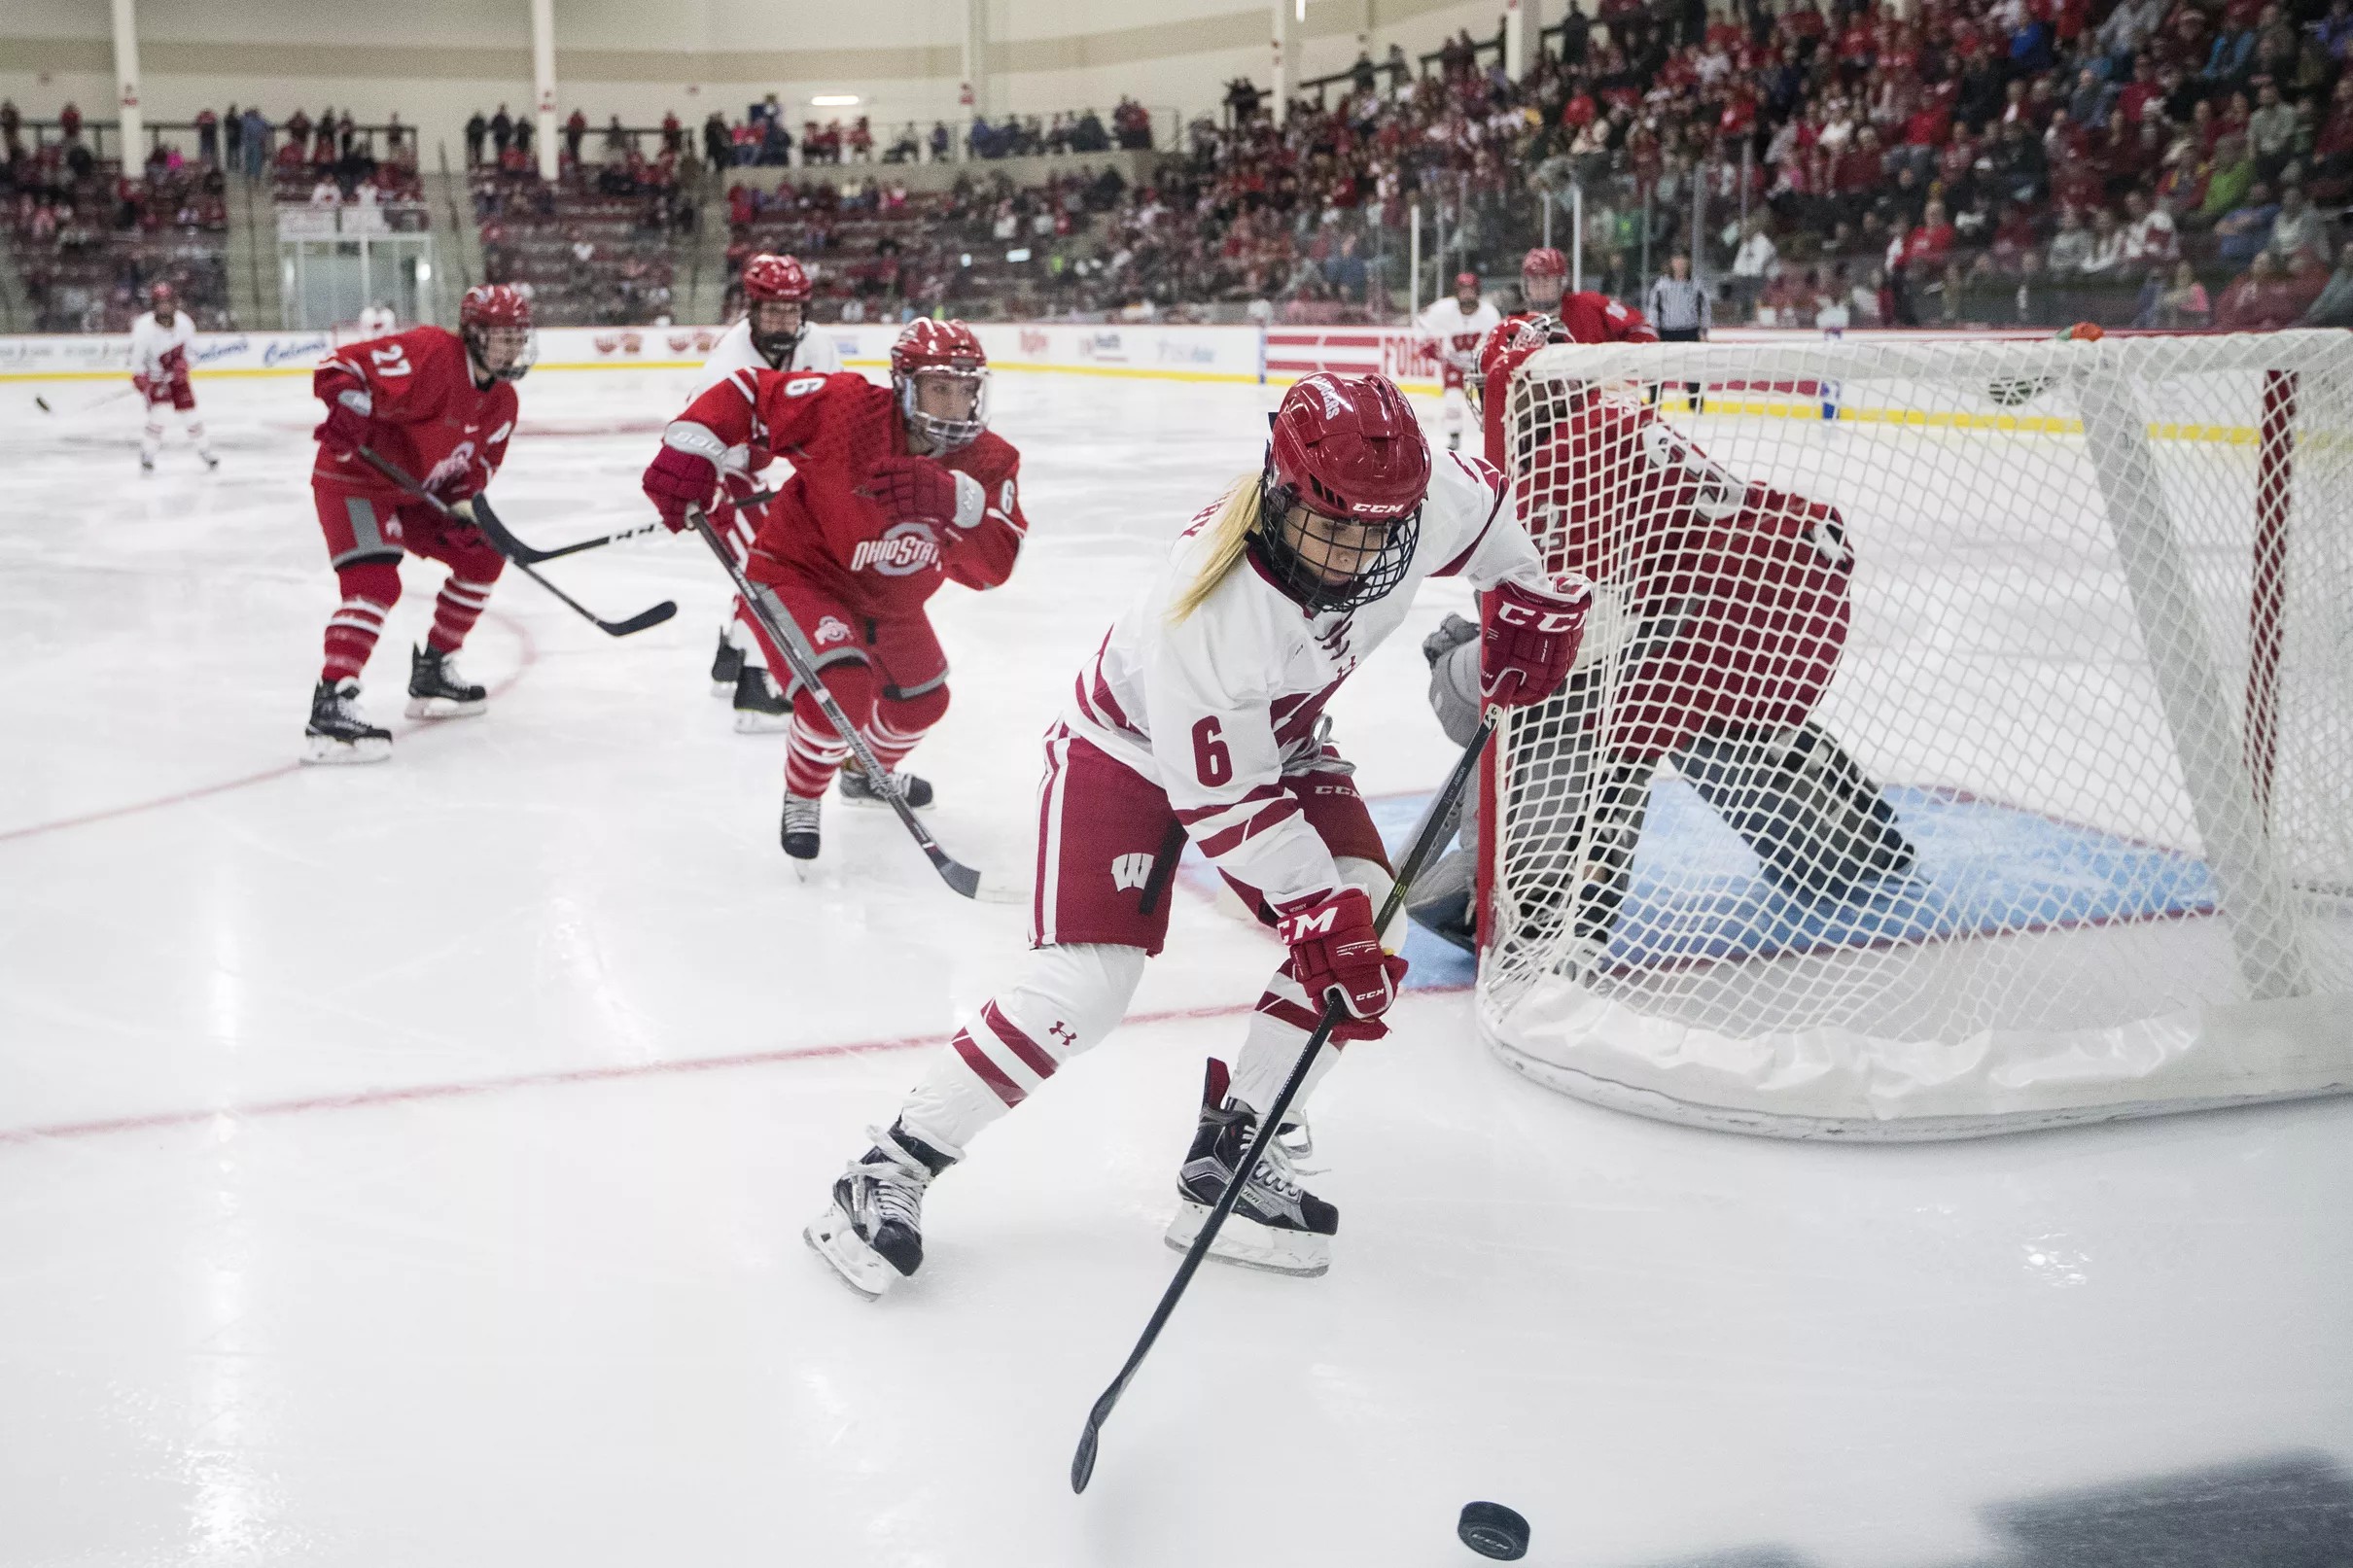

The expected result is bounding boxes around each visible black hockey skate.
[781,793,823,860]
[1163,1061,1337,1277]
[730,663,792,734]
[837,760,934,810]
[302,678,392,765]
[709,630,743,698]
[404,644,487,720]
[804,1122,957,1299]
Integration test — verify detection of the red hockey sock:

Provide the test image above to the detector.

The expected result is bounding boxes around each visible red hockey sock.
[783,665,878,798]
[322,560,401,683]
[863,686,950,773]
[426,574,497,654]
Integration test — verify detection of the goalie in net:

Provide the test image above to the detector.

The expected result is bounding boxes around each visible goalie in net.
[1428,320,1917,967]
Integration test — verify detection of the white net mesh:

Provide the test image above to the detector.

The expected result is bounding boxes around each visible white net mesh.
[1480,331,2353,1137]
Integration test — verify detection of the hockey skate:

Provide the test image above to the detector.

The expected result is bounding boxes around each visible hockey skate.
[804,1123,956,1300]
[302,678,392,765]
[837,760,934,810]
[404,644,487,720]
[730,664,793,734]
[782,793,823,860]
[709,630,743,698]
[1164,1063,1337,1277]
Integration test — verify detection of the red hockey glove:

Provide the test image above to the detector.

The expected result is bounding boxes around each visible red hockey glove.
[1277,888,1409,1042]
[863,456,984,537]
[312,383,374,459]
[1481,574,1593,708]
[642,443,719,533]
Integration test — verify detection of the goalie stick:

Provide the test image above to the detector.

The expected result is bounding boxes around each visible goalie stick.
[1071,710,1500,1494]
[685,503,985,901]
[355,448,678,638]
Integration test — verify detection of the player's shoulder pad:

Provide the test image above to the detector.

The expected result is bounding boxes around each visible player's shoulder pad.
[960,429,1019,475]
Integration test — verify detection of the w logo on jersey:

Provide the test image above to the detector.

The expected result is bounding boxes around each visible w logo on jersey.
[1110,853,1157,892]
[850,521,940,576]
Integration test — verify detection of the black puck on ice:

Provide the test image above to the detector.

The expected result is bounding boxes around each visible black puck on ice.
[1457,1500,1530,1560]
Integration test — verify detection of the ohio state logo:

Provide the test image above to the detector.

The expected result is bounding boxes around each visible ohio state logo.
[850,521,940,576]
[813,615,854,645]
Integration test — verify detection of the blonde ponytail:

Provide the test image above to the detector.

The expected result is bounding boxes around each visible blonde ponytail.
[1166,474,1265,623]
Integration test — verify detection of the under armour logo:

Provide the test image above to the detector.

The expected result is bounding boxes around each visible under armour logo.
[1048,1021,1076,1050]
[1111,853,1155,892]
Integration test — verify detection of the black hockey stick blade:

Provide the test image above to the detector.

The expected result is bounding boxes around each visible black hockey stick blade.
[686,505,985,899]
[1071,713,1499,1493]
[355,448,677,638]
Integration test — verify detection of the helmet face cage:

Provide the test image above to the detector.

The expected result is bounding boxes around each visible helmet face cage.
[896,366,989,452]
[464,322,538,382]
[461,287,537,383]
[747,299,806,367]
[742,255,812,366]
[1252,470,1422,614]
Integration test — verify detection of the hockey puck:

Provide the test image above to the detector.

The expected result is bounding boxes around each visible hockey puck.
[1458,1501,1530,1560]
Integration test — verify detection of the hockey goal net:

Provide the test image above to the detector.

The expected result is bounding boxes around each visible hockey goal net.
[1480,330,2353,1138]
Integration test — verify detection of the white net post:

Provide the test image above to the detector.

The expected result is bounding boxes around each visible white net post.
[1480,331,2353,1139]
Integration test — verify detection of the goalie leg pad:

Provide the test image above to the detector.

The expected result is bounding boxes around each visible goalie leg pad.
[1674,722,1914,904]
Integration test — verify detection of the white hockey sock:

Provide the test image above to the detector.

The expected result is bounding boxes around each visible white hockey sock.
[141,421,162,461]
[896,942,1143,1155]
[187,418,213,458]
[1441,386,1466,435]
[1227,993,1343,1120]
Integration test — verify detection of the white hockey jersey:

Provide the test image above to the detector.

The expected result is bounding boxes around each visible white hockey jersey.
[1416,296,1500,374]
[691,318,847,479]
[127,310,196,384]
[1064,448,1549,913]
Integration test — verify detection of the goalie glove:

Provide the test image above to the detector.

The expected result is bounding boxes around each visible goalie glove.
[1481,574,1594,708]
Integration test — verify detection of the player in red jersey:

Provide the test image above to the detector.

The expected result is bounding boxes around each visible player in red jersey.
[1472,249,1657,473]
[641,318,1027,860]
[1459,356,1913,965]
[300,284,535,764]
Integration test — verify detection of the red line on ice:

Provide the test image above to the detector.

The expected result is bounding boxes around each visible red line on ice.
[0,989,1464,1147]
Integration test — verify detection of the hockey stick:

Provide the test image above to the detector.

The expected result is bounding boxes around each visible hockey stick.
[1071,710,1499,1494]
[356,447,678,638]
[470,485,785,565]
[34,384,141,416]
[685,503,983,900]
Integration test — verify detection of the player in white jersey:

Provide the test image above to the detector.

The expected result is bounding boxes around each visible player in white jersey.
[805,372,1592,1298]
[355,301,398,338]
[696,252,847,728]
[127,283,218,473]
[1415,270,1500,452]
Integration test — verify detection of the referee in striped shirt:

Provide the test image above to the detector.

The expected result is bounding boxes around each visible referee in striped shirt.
[1645,253,1710,412]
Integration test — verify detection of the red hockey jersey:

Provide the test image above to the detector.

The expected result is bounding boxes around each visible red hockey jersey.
[312,327,517,501]
[671,367,1026,618]
[1519,395,1852,760]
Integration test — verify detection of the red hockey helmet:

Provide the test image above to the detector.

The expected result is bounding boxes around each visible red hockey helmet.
[741,253,814,365]
[1455,270,1482,296]
[1521,246,1567,311]
[1521,247,1568,279]
[150,281,178,309]
[892,319,989,451]
[1256,373,1430,611]
[460,283,536,382]
[741,253,813,303]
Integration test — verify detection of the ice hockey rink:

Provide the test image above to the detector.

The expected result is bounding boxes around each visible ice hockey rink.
[3,364,2350,1568]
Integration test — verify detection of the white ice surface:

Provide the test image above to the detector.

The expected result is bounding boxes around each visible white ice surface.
[2,369,2349,1568]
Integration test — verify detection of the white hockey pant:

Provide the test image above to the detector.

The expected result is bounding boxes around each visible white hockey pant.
[896,856,1396,1158]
